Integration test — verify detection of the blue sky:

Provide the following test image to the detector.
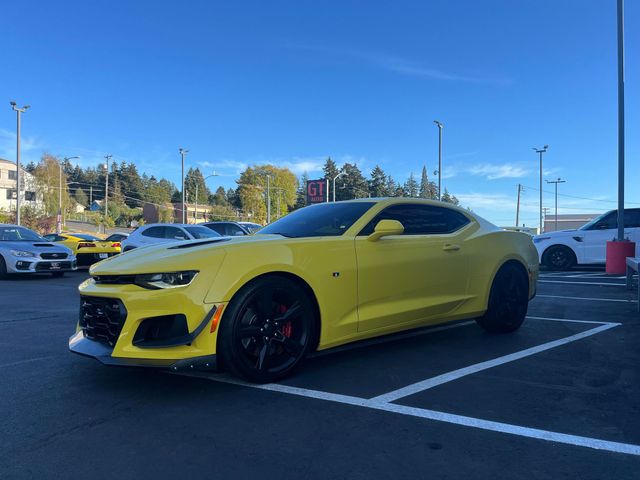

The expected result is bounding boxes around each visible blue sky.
[1,0,639,226]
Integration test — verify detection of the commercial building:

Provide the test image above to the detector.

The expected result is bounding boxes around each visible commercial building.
[543,213,600,232]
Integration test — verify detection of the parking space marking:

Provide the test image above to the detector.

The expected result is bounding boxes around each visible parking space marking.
[539,280,626,287]
[311,320,475,358]
[537,294,637,303]
[198,371,640,457]
[526,315,622,325]
[369,320,620,403]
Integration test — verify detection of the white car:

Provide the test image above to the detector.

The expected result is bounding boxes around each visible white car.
[121,223,221,251]
[533,208,640,270]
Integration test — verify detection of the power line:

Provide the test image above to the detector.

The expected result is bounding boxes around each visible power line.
[522,185,640,206]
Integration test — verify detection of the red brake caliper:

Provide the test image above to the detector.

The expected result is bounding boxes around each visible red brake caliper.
[278,304,293,337]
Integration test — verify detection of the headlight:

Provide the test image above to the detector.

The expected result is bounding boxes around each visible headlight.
[10,250,36,257]
[533,236,551,243]
[134,271,198,290]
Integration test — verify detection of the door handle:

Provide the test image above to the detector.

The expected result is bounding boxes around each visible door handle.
[442,244,461,252]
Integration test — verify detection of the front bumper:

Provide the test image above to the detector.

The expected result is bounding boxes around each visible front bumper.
[69,331,218,371]
[6,256,77,274]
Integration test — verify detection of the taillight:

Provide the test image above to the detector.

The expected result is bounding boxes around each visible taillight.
[112,242,121,248]
[78,242,96,248]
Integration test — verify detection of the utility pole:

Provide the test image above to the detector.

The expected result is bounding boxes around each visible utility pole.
[542,207,551,233]
[333,171,346,202]
[533,145,549,234]
[10,102,30,225]
[266,174,271,224]
[546,178,566,232]
[434,120,443,201]
[515,184,523,227]
[90,185,93,205]
[179,148,188,224]
[59,156,80,233]
[616,0,625,241]
[104,154,112,229]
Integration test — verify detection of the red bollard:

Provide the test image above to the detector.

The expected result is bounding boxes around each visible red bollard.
[606,241,636,275]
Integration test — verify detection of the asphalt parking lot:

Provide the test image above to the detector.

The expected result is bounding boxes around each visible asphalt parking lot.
[2,268,640,479]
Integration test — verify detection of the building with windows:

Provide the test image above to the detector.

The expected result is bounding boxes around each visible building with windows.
[0,158,41,213]
[543,213,601,232]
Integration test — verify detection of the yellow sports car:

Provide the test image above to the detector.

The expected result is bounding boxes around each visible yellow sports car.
[69,198,538,383]
[44,232,121,266]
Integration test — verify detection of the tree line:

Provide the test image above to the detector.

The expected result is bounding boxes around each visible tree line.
[21,155,459,226]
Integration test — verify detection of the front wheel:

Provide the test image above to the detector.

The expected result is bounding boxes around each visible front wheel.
[476,263,529,333]
[543,245,576,271]
[218,276,316,383]
[0,256,8,280]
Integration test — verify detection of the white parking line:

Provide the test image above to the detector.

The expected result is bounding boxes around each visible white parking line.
[200,372,640,456]
[526,315,620,324]
[536,294,636,303]
[539,280,626,287]
[369,322,619,403]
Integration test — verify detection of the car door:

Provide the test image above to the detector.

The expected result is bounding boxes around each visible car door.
[581,211,634,263]
[355,204,471,332]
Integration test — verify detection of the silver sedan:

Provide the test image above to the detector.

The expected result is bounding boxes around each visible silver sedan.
[0,224,77,278]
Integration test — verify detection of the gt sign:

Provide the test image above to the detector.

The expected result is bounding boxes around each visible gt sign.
[306,179,327,204]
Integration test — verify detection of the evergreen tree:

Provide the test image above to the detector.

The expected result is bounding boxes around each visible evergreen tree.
[210,186,228,206]
[441,188,460,205]
[295,172,309,209]
[404,172,419,197]
[74,188,88,207]
[337,163,368,200]
[368,165,388,197]
[419,165,437,199]
[322,157,340,201]
[386,176,397,196]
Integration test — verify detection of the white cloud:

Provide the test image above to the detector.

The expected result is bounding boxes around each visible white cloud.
[467,163,531,180]
[0,128,40,160]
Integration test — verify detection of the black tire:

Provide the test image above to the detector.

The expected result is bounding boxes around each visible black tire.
[476,263,529,333]
[51,272,65,278]
[0,256,8,280]
[218,276,317,383]
[542,245,576,271]
[123,246,136,252]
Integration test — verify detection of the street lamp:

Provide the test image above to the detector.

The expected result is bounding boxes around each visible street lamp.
[533,145,549,233]
[10,101,30,225]
[433,120,443,201]
[179,148,189,223]
[332,171,346,202]
[546,177,566,232]
[194,172,219,223]
[58,156,80,233]
[103,155,112,230]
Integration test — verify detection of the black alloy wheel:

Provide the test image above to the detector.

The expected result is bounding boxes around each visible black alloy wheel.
[219,276,316,383]
[476,263,528,333]
[543,245,576,271]
[0,256,7,279]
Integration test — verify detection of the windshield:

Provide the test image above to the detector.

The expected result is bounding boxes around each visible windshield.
[0,226,45,242]
[185,226,221,239]
[241,223,262,234]
[258,202,376,238]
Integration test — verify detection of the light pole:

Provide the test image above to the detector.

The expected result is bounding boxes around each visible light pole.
[616,0,625,241]
[58,156,80,233]
[103,155,112,229]
[194,172,218,223]
[533,145,548,233]
[179,148,188,223]
[333,171,346,202]
[546,178,566,232]
[10,101,30,225]
[434,120,443,201]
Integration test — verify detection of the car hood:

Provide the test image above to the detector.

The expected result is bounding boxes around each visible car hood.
[0,241,73,254]
[534,229,579,240]
[90,234,286,275]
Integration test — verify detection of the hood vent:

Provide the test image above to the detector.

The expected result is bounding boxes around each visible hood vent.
[168,238,230,250]
[32,243,55,247]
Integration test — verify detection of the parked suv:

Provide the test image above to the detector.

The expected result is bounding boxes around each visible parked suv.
[0,225,77,278]
[533,208,640,270]
[121,223,220,251]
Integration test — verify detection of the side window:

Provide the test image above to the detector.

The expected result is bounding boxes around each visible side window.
[624,210,640,228]
[142,226,165,238]
[590,212,617,230]
[164,227,188,240]
[360,204,470,236]
[207,224,225,235]
[228,224,245,236]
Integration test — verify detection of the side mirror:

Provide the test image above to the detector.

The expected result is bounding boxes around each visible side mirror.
[368,219,404,242]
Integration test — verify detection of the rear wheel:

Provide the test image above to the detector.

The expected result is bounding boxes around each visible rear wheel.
[543,245,576,271]
[476,263,528,333]
[218,276,316,383]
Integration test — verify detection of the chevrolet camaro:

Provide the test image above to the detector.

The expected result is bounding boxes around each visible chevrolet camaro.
[69,198,539,383]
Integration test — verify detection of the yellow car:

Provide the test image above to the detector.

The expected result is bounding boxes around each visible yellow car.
[69,198,539,383]
[44,232,121,266]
